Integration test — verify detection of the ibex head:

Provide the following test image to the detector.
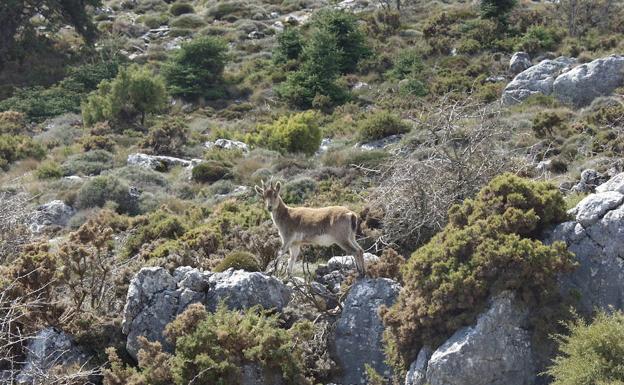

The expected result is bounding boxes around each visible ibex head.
[254,178,282,212]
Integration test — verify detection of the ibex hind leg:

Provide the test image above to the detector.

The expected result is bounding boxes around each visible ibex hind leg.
[287,245,300,278]
[338,240,366,278]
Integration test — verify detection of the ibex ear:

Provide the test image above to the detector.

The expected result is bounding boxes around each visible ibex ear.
[275,181,281,193]
[254,185,263,195]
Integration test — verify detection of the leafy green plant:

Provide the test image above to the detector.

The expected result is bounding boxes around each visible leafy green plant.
[162,36,228,100]
[169,14,205,29]
[213,251,261,272]
[36,161,63,179]
[480,0,517,22]
[0,86,81,122]
[547,311,624,385]
[123,210,188,258]
[76,175,138,214]
[381,173,576,371]
[61,150,114,176]
[0,134,45,169]
[357,111,410,141]
[252,111,322,156]
[281,177,318,204]
[273,28,304,64]
[0,111,26,134]
[191,161,232,183]
[170,2,194,15]
[82,64,168,127]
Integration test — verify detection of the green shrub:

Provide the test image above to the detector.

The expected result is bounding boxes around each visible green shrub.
[169,14,205,29]
[141,118,189,156]
[213,251,261,272]
[162,36,228,100]
[170,2,194,15]
[0,86,81,122]
[381,173,576,370]
[141,13,169,28]
[282,177,318,204]
[192,161,232,183]
[0,111,27,134]
[253,111,322,156]
[76,175,138,214]
[61,149,114,176]
[456,38,482,54]
[166,303,312,385]
[387,50,425,80]
[357,111,410,141]
[82,64,168,127]
[273,28,304,64]
[206,1,250,20]
[311,9,370,74]
[66,59,122,92]
[0,134,45,169]
[123,210,188,258]
[547,311,624,385]
[532,111,571,138]
[36,161,63,179]
[480,0,517,21]
[81,135,116,152]
[516,26,562,55]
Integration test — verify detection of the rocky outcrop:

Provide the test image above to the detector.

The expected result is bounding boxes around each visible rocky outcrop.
[327,253,379,271]
[122,267,292,359]
[502,57,575,105]
[16,328,91,384]
[411,292,535,385]
[571,169,607,193]
[126,153,203,171]
[553,55,624,107]
[510,52,531,75]
[404,347,432,385]
[548,172,624,314]
[204,138,249,152]
[28,200,75,233]
[333,278,400,385]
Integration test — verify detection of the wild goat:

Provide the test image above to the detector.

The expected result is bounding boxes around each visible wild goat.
[255,179,365,277]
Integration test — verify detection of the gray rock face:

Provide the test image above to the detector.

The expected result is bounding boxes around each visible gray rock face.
[571,168,607,193]
[126,153,203,170]
[553,55,624,107]
[122,267,292,359]
[405,347,432,385]
[333,278,401,385]
[502,57,575,105]
[510,52,532,74]
[327,253,380,272]
[204,138,249,152]
[422,292,535,385]
[16,328,91,384]
[28,200,75,233]
[549,172,624,314]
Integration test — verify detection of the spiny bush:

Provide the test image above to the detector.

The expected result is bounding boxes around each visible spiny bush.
[191,161,232,183]
[0,134,45,169]
[0,86,81,122]
[36,161,63,179]
[0,111,27,134]
[169,14,205,29]
[532,111,571,138]
[252,111,322,156]
[141,118,189,156]
[81,135,116,152]
[282,177,318,204]
[516,26,563,55]
[273,28,304,64]
[547,311,624,385]
[61,149,114,176]
[170,2,194,15]
[387,50,425,81]
[82,64,167,127]
[213,251,261,272]
[76,175,138,214]
[357,111,410,141]
[381,173,576,370]
[104,303,313,385]
[162,36,228,100]
[123,209,188,258]
[480,0,517,22]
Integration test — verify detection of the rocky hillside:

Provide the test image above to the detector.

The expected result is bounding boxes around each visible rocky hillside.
[3,0,624,384]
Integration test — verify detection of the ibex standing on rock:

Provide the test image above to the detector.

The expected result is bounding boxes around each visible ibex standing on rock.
[255,179,366,277]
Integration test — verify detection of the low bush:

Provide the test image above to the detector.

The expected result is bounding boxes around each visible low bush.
[36,161,63,179]
[281,177,318,204]
[516,26,563,55]
[169,14,205,29]
[213,251,261,272]
[381,173,576,372]
[141,13,169,28]
[0,86,81,122]
[273,28,304,64]
[357,111,410,141]
[61,150,114,176]
[387,50,425,81]
[170,2,194,16]
[162,36,228,100]
[206,1,251,20]
[252,111,322,156]
[141,118,189,156]
[104,303,313,385]
[192,161,232,183]
[0,135,45,169]
[76,175,138,214]
[81,135,116,152]
[547,311,624,385]
[0,111,27,134]
[532,111,571,138]
[123,209,188,258]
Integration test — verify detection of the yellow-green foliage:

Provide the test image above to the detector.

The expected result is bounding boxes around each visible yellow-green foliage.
[0,111,27,134]
[250,111,322,156]
[381,173,576,369]
[82,64,167,127]
[357,111,410,141]
[213,251,260,272]
[105,303,313,385]
[0,134,45,169]
[547,311,624,385]
[123,210,188,258]
[36,161,63,179]
[191,161,232,183]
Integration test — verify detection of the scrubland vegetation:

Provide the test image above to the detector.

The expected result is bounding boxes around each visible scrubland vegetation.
[3,0,624,383]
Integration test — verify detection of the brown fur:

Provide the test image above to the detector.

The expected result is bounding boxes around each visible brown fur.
[255,180,365,276]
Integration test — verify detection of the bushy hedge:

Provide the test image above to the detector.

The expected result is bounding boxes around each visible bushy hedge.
[357,111,410,141]
[162,36,228,100]
[547,311,624,385]
[213,251,261,272]
[252,111,322,156]
[381,173,576,369]
[104,303,313,385]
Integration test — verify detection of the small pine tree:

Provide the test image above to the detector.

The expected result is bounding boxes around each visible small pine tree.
[480,0,517,22]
